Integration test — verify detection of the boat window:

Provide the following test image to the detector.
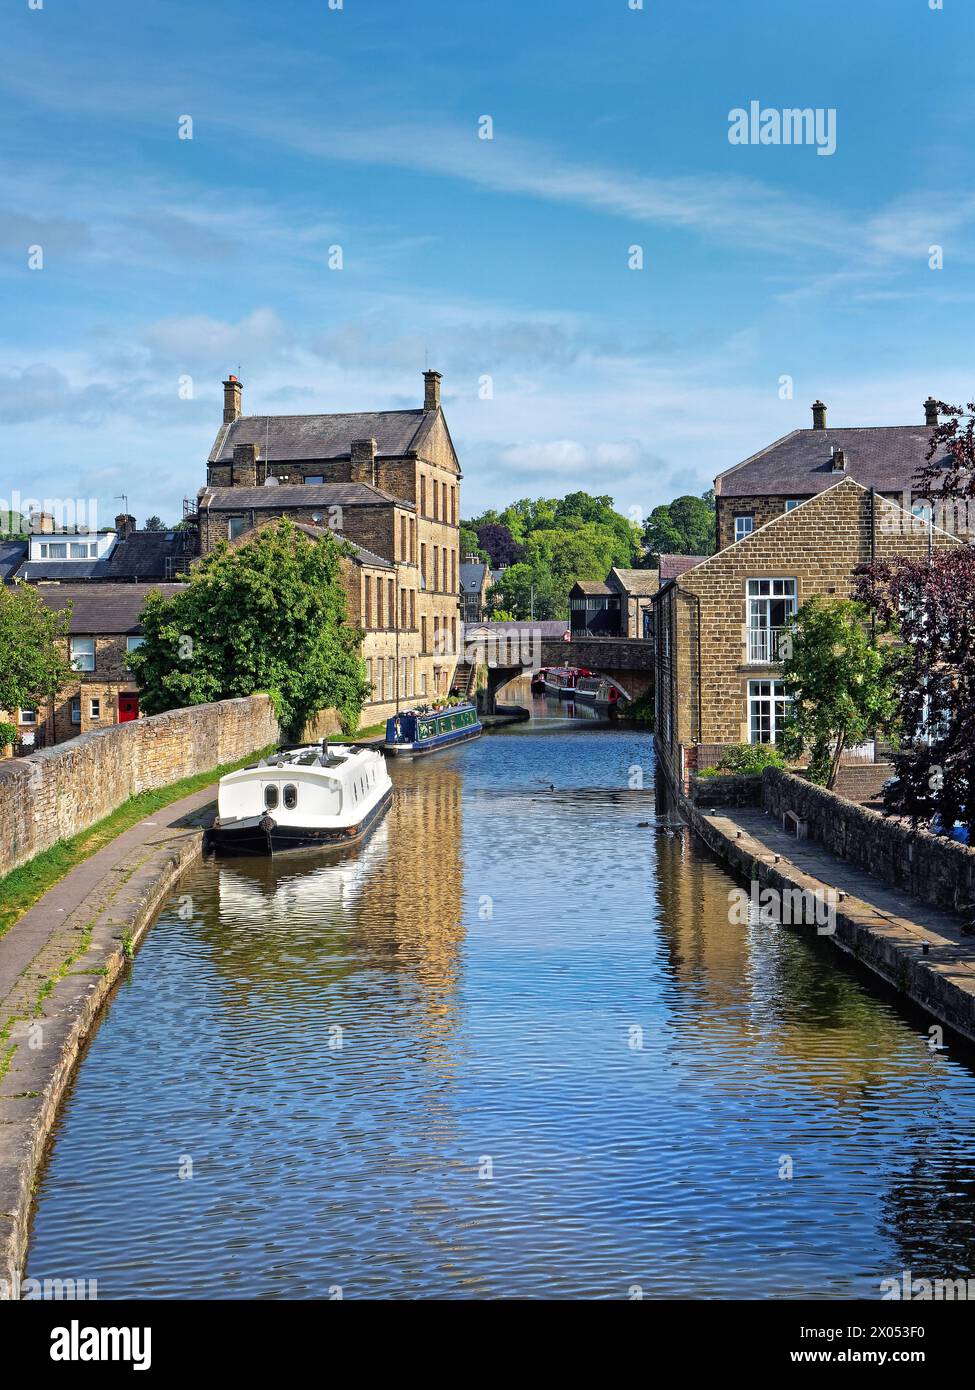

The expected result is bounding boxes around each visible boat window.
[283,784,298,810]
[264,785,279,810]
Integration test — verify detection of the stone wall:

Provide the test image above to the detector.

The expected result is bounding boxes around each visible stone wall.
[0,695,280,881]
[688,773,762,808]
[762,767,975,915]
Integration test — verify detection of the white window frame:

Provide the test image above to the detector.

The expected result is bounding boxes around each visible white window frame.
[18,708,36,725]
[746,578,797,664]
[748,679,791,745]
[89,697,101,721]
[734,515,754,543]
[784,500,801,513]
[70,636,95,672]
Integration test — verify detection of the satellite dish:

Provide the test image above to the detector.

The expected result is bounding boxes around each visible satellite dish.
[263,474,280,487]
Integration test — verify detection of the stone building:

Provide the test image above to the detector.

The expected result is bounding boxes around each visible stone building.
[3,584,185,750]
[714,397,956,552]
[196,370,461,710]
[568,567,659,638]
[459,555,491,623]
[653,477,964,794]
[14,513,193,584]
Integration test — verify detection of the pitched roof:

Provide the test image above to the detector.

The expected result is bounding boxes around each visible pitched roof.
[658,554,708,580]
[570,580,612,596]
[208,410,436,465]
[102,529,194,580]
[37,584,187,634]
[716,425,954,499]
[460,562,488,591]
[19,559,107,581]
[608,566,659,595]
[464,619,569,639]
[0,539,27,581]
[199,482,412,511]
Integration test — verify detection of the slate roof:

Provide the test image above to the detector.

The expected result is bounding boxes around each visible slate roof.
[460,561,489,592]
[19,559,107,582]
[199,482,412,511]
[658,554,708,580]
[608,566,659,596]
[103,530,194,580]
[37,584,187,634]
[0,539,27,581]
[208,410,437,465]
[716,425,954,499]
[464,619,570,639]
[570,580,612,596]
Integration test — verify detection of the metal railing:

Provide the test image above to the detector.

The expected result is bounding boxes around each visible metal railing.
[748,627,790,663]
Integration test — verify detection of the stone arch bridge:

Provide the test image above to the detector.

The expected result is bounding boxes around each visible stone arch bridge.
[463,633,654,714]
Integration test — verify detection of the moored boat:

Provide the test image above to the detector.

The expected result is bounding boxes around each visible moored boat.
[210,743,392,856]
[384,701,482,756]
[573,674,624,709]
[542,667,592,697]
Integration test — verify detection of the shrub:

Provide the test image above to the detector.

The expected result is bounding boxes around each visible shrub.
[699,743,787,777]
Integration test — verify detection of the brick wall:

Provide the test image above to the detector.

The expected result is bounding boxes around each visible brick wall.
[0,695,280,881]
[762,766,975,915]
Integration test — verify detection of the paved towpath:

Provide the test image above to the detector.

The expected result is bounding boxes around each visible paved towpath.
[0,786,215,1014]
[689,802,975,1042]
[0,783,217,1293]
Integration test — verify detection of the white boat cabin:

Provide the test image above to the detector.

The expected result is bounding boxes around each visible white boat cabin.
[217,745,391,828]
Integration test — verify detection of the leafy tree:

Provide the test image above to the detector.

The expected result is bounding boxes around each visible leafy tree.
[490,562,559,620]
[643,491,716,559]
[779,596,899,788]
[475,522,524,569]
[0,584,74,721]
[0,510,28,536]
[855,549,975,836]
[459,525,486,562]
[143,516,166,532]
[129,519,370,739]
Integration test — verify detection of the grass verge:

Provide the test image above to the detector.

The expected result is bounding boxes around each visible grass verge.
[0,744,276,940]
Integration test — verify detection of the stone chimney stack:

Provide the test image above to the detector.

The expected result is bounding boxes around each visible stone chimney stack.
[115,513,137,539]
[223,374,243,424]
[350,438,378,486]
[811,400,827,431]
[30,510,55,534]
[924,396,939,427]
[423,369,442,413]
[232,442,259,488]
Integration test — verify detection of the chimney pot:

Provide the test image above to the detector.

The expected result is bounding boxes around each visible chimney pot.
[114,512,137,539]
[29,510,56,534]
[812,400,827,430]
[423,369,442,413]
[223,374,243,424]
[232,442,259,488]
[924,396,939,427]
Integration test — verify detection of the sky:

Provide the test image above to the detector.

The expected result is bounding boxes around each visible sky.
[1,0,973,531]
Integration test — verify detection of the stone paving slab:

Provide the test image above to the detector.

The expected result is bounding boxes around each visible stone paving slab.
[0,785,217,1298]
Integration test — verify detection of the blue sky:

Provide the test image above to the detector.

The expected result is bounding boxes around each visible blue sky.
[1,0,973,529]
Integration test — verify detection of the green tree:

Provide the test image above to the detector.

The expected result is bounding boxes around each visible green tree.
[643,491,716,559]
[0,584,74,720]
[459,525,485,562]
[143,516,166,531]
[129,519,370,739]
[779,597,899,788]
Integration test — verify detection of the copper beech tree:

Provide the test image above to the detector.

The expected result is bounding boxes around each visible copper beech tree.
[854,549,975,837]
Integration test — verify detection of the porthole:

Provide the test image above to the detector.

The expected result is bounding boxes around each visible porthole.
[264,785,279,810]
[283,784,298,810]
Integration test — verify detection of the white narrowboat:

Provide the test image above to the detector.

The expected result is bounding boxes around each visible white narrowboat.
[211,744,392,856]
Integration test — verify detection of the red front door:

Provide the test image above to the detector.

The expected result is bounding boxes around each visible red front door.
[118,694,140,722]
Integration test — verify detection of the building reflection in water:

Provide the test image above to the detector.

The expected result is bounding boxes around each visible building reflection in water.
[206,761,466,1064]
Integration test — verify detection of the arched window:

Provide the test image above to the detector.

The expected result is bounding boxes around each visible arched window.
[283,784,298,810]
[264,785,279,810]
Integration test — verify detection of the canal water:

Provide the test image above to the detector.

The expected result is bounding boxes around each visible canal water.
[25,689,975,1298]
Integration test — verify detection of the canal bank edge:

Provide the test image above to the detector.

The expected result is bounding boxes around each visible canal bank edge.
[0,792,212,1298]
[684,796,975,1048]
